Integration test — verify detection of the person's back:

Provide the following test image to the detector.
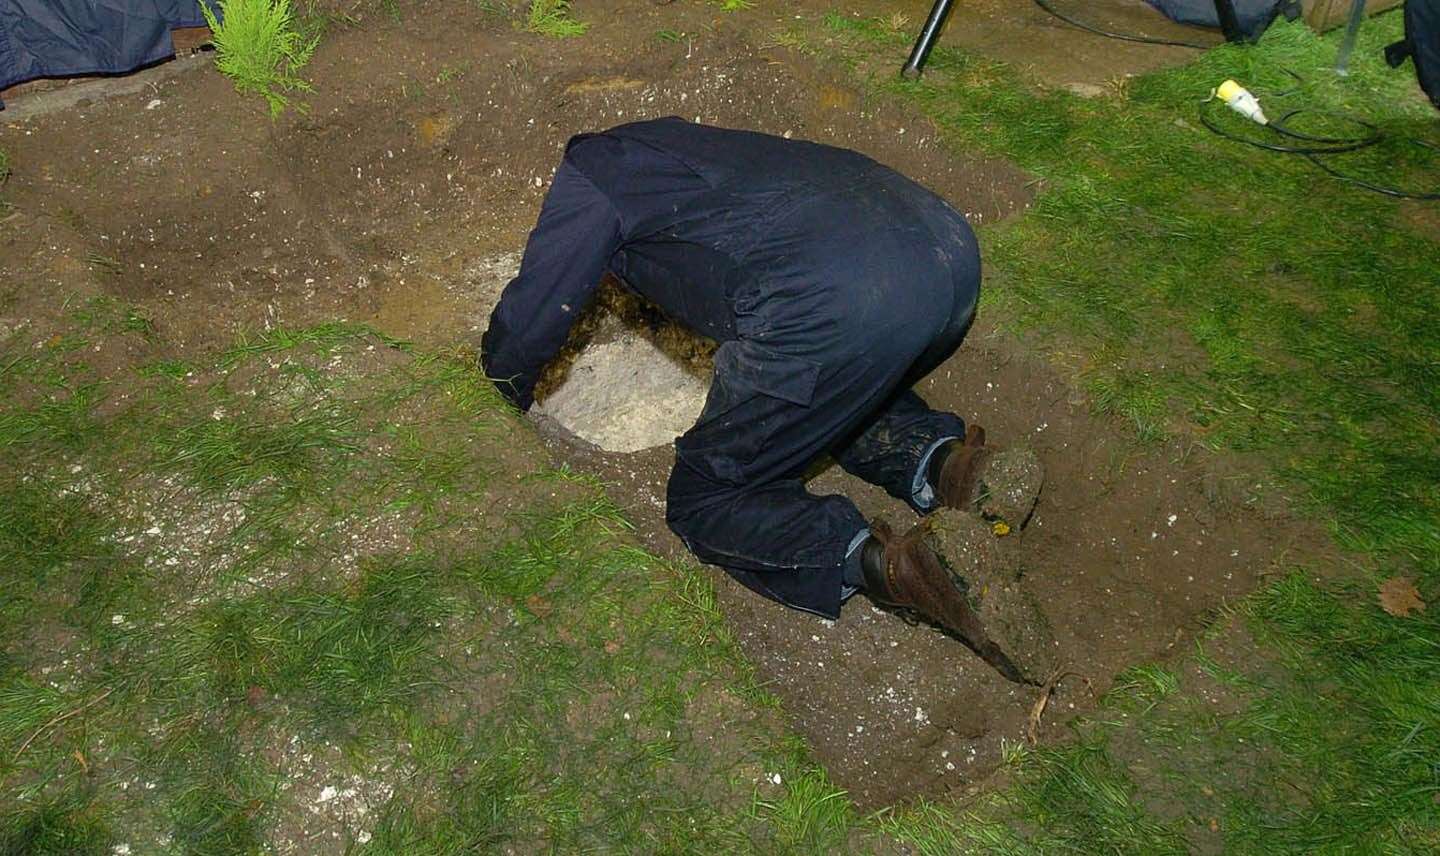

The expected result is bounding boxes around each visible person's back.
[582,116,875,195]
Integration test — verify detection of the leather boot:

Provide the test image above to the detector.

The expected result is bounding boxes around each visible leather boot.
[934,426,1044,526]
[932,425,992,510]
[864,519,1030,684]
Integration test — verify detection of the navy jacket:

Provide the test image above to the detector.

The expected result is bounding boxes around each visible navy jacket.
[481,117,913,410]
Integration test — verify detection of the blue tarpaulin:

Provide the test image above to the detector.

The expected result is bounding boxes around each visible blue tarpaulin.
[0,1,217,107]
[1145,0,1288,39]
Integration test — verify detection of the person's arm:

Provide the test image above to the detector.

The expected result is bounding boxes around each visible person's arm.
[481,158,622,411]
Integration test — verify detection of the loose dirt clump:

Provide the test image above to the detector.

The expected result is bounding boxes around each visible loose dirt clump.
[976,447,1045,526]
[926,509,1058,682]
[927,508,1011,587]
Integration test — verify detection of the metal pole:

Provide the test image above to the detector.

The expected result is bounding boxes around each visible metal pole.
[901,0,956,79]
[1334,0,1368,75]
[1214,0,1244,42]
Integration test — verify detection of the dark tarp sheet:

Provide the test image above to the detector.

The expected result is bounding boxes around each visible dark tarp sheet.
[1145,0,1287,39]
[0,1,216,106]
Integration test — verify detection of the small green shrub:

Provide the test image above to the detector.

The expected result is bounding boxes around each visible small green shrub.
[525,0,587,38]
[199,0,319,117]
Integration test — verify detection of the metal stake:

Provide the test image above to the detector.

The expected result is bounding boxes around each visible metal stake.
[901,0,956,79]
[1335,0,1369,75]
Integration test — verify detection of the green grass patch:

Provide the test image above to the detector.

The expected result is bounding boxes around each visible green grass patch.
[0,314,864,852]
[200,0,320,117]
[523,0,587,38]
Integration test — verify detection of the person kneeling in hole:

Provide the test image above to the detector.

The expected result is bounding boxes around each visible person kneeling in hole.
[483,118,1041,683]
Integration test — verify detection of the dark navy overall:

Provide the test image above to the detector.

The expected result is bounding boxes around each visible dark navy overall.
[482,118,979,619]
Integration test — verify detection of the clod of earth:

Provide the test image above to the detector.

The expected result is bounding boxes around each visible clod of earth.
[927,508,1058,682]
[977,447,1045,526]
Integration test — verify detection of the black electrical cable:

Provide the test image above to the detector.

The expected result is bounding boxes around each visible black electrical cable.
[1199,102,1381,153]
[1200,96,1440,199]
[1304,142,1440,199]
[1033,0,1214,50]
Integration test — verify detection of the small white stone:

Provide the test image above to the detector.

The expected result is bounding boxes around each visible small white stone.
[770,772,783,785]
[111,614,124,625]
[318,785,339,802]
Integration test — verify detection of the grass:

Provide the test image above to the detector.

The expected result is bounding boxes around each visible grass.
[0,310,866,852]
[812,9,1440,852]
[523,0,587,38]
[200,0,319,117]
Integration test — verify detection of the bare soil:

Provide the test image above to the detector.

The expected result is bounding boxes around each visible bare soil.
[534,314,1340,808]
[0,0,1335,812]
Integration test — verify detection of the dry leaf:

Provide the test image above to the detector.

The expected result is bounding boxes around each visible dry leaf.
[1378,577,1425,618]
[525,594,553,618]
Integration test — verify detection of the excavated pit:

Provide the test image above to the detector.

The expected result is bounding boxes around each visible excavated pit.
[470,257,713,454]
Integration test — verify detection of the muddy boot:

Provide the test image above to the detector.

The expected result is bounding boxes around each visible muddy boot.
[864,519,1032,685]
[933,426,1044,528]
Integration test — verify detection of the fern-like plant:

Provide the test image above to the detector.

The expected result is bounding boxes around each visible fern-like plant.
[199,0,319,117]
[525,0,588,38]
